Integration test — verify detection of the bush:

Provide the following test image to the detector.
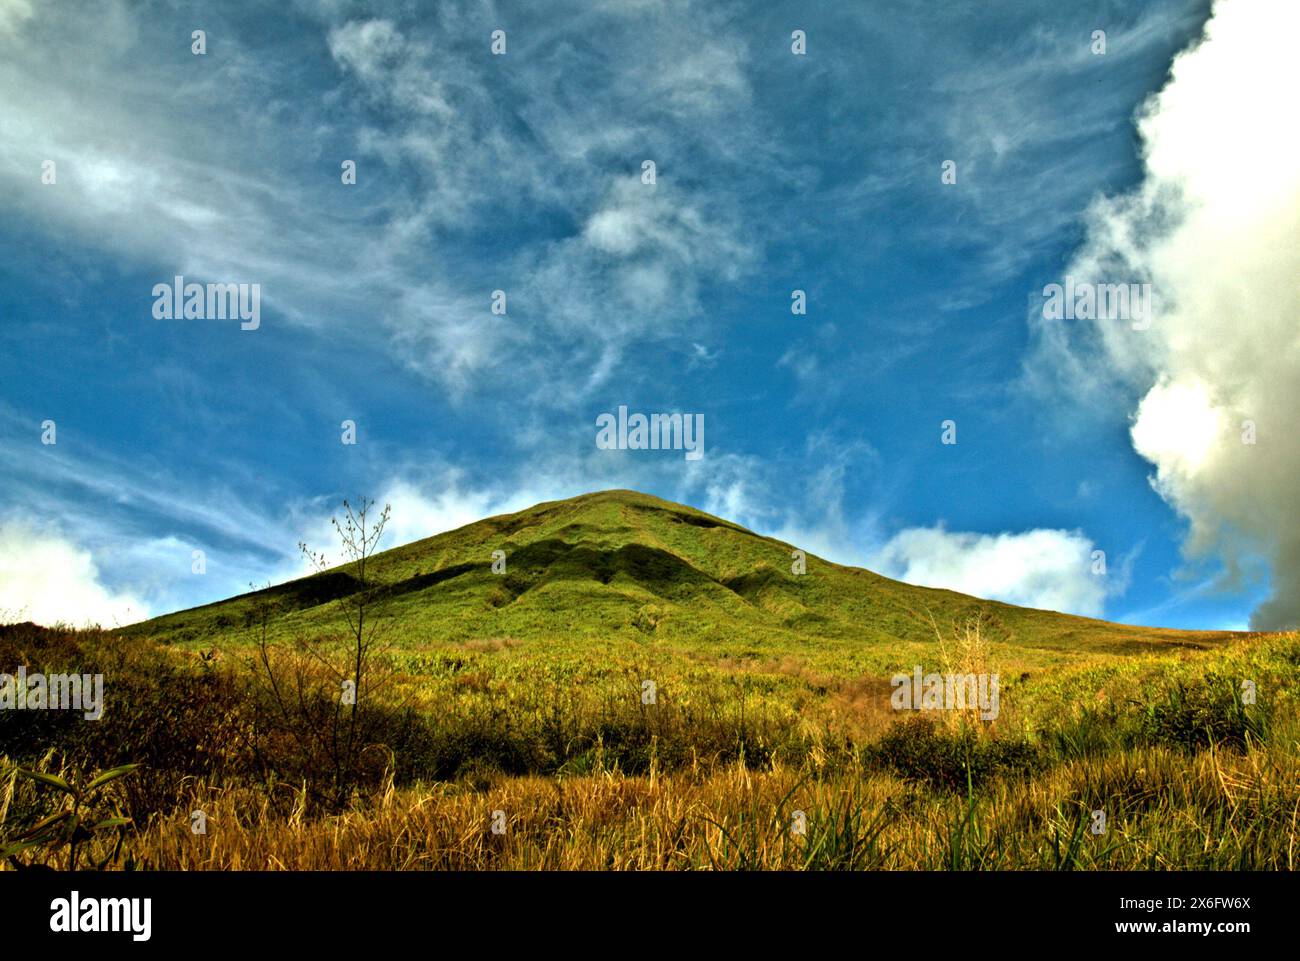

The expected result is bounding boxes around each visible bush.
[0,623,253,818]
[866,714,1042,790]
[1139,674,1268,751]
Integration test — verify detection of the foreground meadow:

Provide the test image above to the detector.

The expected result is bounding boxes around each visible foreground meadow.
[2,619,1295,870]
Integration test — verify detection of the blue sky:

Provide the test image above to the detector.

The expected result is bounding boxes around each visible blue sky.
[1,0,1295,631]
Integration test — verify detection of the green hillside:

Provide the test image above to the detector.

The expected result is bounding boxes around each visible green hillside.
[12,490,1293,870]
[125,489,1240,680]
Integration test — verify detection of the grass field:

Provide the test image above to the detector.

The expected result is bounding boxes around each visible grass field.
[2,490,1295,870]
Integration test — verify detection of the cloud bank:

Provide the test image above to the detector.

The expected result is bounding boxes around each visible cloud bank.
[0,522,149,627]
[871,526,1111,618]
[1031,0,1300,629]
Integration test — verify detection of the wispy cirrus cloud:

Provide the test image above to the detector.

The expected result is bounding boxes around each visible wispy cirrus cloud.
[0,1,770,406]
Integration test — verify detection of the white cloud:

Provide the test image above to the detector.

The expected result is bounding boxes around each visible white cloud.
[0,0,32,37]
[535,175,754,336]
[1130,377,1228,479]
[0,522,149,627]
[369,477,554,554]
[1031,0,1300,629]
[871,526,1111,617]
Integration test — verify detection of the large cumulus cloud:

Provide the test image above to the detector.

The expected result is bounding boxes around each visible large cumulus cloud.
[1032,0,1300,629]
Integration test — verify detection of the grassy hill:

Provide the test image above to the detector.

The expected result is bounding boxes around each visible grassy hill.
[115,487,1277,755]
[6,490,1296,869]
[125,488,1240,673]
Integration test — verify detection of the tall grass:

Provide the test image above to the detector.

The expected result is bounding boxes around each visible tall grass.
[89,726,1299,870]
[2,622,1296,870]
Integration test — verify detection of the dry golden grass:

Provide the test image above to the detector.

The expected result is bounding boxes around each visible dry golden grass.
[112,728,1297,871]
[3,623,1295,871]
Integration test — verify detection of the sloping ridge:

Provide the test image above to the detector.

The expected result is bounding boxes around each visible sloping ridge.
[124,489,1242,652]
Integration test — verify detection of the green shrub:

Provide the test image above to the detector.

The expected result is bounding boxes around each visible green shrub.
[867,714,1042,790]
[1139,674,1268,751]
